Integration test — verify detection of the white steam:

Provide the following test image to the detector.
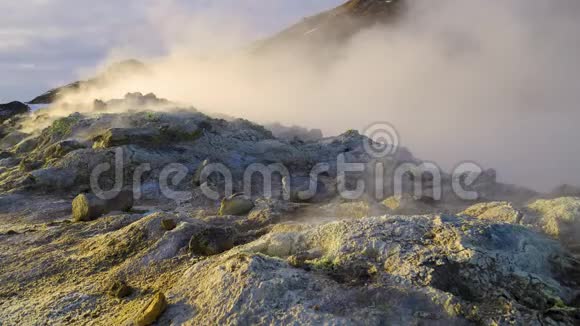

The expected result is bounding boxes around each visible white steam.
[46,0,580,191]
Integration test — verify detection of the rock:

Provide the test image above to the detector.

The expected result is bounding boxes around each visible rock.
[161,218,177,231]
[189,226,236,256]
[108,280,131,298]
[0,101,30,123]
[0,151,12,159]
[132,292,167,326]
[460,201,523,224]
[219,194,254,216]
[72,190,134,222]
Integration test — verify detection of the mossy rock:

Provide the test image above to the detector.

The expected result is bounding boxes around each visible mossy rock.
[219,194,254,216]
[50,115,81,138]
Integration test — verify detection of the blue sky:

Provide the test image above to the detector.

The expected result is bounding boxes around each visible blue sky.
[0,0,341,102]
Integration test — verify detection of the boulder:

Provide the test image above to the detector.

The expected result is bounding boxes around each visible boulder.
[0,101,30,123]
[460,201,523,224]
[132,292,167,326]
[72,190,134,222]
[189,226,236,256]
[219,194,254,216]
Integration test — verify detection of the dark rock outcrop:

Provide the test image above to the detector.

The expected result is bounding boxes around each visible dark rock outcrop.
[0,101,30,123]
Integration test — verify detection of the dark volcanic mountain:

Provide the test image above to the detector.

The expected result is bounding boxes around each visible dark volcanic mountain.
[257,0,405,51]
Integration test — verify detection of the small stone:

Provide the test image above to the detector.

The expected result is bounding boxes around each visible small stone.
[108,280,131,298]
[133,292,167,326]
[72,190,133,222]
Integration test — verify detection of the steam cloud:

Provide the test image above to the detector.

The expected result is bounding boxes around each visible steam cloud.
[43,0,580,191]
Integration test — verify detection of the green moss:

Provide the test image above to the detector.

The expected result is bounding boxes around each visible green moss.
[145,111,160,121]
[310,257,337,271]
[344,129,359,137]
[50,116,80,137]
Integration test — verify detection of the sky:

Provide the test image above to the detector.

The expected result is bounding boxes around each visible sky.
[0,0,341,103]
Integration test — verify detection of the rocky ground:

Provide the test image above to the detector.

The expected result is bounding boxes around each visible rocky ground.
[0,92,579,325]
[1,1,580,323]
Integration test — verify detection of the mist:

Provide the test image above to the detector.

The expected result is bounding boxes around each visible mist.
[42,0,580,191]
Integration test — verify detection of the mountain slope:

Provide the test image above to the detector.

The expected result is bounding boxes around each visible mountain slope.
[257,0,405,51]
